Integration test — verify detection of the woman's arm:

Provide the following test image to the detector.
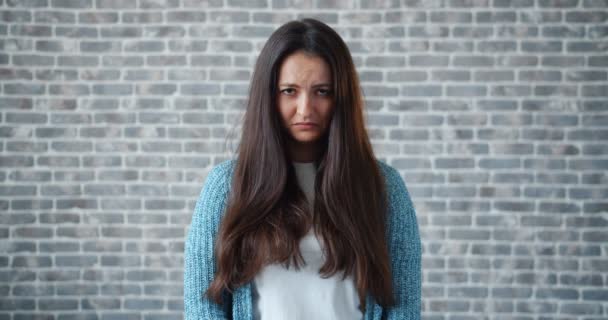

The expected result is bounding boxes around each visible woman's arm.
[383,165,423,320]
[184,163,232,320]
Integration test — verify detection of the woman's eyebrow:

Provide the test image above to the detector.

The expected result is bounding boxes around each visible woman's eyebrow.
[278,83,332,88]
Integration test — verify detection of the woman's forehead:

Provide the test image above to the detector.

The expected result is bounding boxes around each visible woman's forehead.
[278,52,331,84]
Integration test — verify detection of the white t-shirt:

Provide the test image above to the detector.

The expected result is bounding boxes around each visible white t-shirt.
[252,161,363,320]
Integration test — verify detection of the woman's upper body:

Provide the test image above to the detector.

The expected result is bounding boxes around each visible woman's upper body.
[184,158,422,320]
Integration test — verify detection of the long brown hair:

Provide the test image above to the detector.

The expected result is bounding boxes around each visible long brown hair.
[206,18,395,311]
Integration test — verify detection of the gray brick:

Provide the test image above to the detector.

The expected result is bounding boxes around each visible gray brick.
[498,55,538,66]
[56,255,98,267]
[100,284,141,296]
[566,10,608,22]
[179,83,221,95]
[449,229,490,240]
[436,158,475,169]
[384,11,426,23]
[0,299,36,311]
[446,85,486,96]
[582,114,608,127]
[81,44,121,57]
[448,287,488,298]
[476,11,516,23]
[453,55,494,67]
[400,85,442,96]
[386,71,428,82]
[12,256,52,267]
[144,284,184,296]
[125,242,167,253]
[537,145,581,155]
[10,25,52,37]
[51,0,92,8]
[102,227,142,238]
[39,242,80,253]
[143,313,181,320]
[4,242,36,253]
[559,302,603,315]
[430,11,471,23]
[12,284,55,297]
[478,159,521,170]
[227,0,267,7]
[410,56,449,67]
[5,0,49,7]
[208,11,249,23]
[4,83,46,95]
[0,270,36,282]
[96,0,135,8]
[366,56,405,67]
[100,26,142,38]
[560,273,603,286]
[434,40,473,52]
[165,11,204,23]
[58,227,99,238]
[14,226,52,238]
[126,270,166,282]
[582,231,608,242]
[452,26,492,38]
[139,0,179,9]
[471,244,511,255]
[582,289,608,301]
[492,287,532,298]
[100,313,141,320]
[475,215,516,226]
[142,226,184,238]
[475,126,514,140]
[429,300,468,312]
[565,216,608,228]
[81,298,120,310]
[101,255,141,267]
[56,284,98,295]
[34,11,76,23]
[478,40,517,52]
[60,313,99,320]
[48,84,90,96]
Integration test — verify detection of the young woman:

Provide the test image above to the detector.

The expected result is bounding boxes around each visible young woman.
[184,18,421,320]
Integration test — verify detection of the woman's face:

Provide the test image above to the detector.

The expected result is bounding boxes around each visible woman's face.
[276,51,334,153]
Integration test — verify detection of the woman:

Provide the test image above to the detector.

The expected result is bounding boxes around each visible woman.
[184,18,421,320]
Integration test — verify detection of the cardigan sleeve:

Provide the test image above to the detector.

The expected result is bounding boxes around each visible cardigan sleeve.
[184,163,232,320]
[383,164,422,320]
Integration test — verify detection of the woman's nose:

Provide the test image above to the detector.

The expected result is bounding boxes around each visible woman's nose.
[296,93,313,116]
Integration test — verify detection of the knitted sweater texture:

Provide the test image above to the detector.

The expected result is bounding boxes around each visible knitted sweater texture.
[184,159,422,320]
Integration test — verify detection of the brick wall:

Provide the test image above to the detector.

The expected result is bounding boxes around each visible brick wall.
[1,0,607,319]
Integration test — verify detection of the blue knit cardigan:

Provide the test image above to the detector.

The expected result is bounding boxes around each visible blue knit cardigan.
[184,159,422,320]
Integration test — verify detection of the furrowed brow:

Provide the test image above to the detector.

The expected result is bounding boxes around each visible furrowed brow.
[279,83,332,88]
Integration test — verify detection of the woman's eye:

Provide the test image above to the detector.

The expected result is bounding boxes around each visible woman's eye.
[318,89,331,96]
[280,88,331,96]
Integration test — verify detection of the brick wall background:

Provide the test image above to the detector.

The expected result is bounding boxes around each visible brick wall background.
[1,0,608,319]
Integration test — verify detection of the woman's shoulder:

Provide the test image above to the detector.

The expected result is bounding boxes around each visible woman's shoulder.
[197,158,237,201]
[210,158,237,177]
[375,158,400,183]
[205,158,237,183]
[374,158,413,198]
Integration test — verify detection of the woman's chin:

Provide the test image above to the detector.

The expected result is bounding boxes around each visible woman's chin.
[291,133,322,144]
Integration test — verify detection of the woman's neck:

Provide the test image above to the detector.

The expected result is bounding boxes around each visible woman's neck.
[288,140,322,163]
